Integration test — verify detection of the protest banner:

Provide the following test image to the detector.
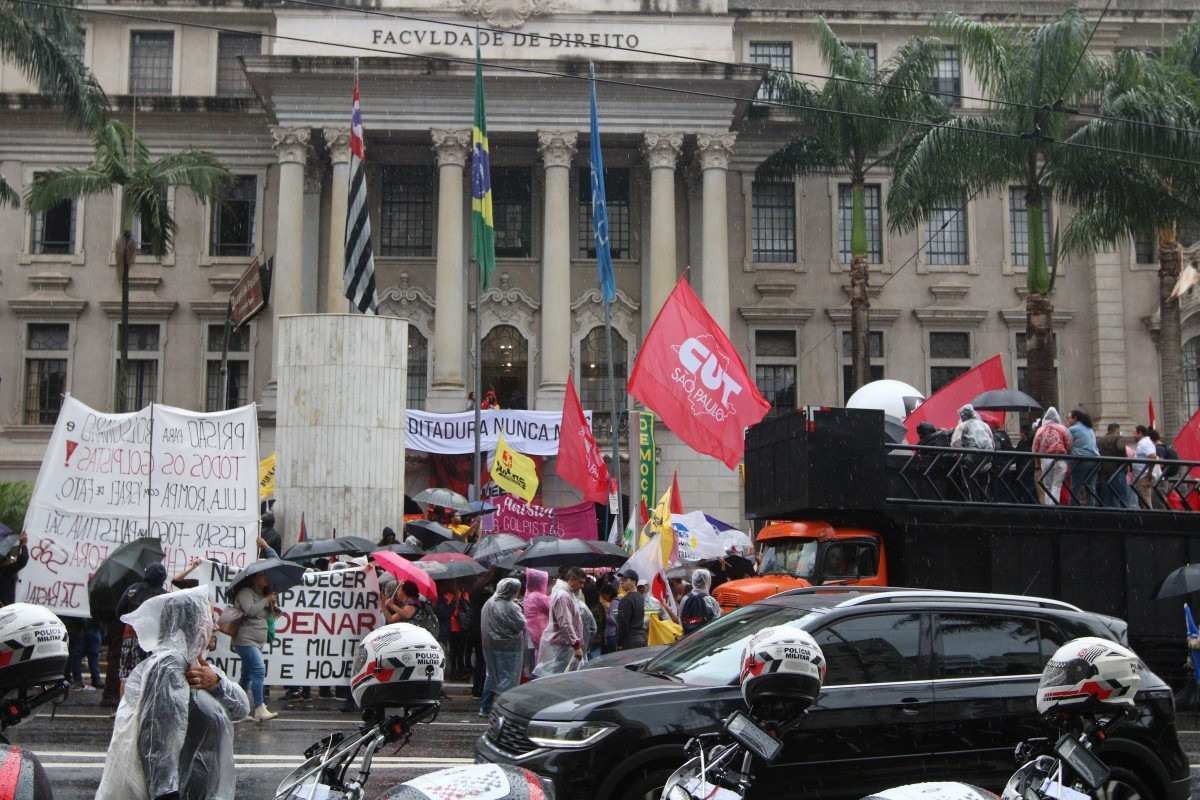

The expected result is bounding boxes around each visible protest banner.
[406,409,589,456]
[492,496,596,540]
[636,411,656,515]
[19,395,258,617]
[199,560,382,686]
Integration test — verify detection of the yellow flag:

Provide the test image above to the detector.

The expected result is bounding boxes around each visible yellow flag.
[490,433,539,502]
[639,486,674,550]
[258,453,277,499]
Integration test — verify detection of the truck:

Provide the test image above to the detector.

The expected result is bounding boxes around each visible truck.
[735,405,1200,683]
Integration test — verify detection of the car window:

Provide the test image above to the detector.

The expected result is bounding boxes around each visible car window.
[821,543,878,579]
[1037,620,1070,665]
[935,614,1042,678]
[759,540,818,578]
[813,613,925,685]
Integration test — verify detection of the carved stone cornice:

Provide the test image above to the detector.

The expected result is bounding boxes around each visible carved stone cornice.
[431,129,472,168]
[999,308,1075,327]
[469,272,540,314]
[537,130,577,170]
[738,306,815,325]
[323,127,352,166]
[100,299,178,319]
[642,131,683,171]
[209,274,241,294]
[696,133,737,171]
[8,272,87,318]
[378,272,436,313]
[911,307,989,326]
[270,126,311,165]
[825,307,902,326]
[569,288,639,316]
[458,0,559,30]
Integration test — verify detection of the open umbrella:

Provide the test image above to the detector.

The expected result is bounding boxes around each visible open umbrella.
[1157,564,1200,599]
[372,550,437,600]
[87,537,165,622]
[403,495,423,515]
[414,553,486,581]
[515,539,628,569]
[413,488,471,513]
[431,539,470,554]
[469,533,528,566]
[379,542,425,559]
[971,389,1042,413]
[229,558,307,596]
[459,501,497,520]
[404,520,456,548]
[282,537,376,562]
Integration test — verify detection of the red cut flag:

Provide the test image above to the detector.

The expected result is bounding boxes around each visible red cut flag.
[670,472,684,514]
[1173,408,1200,477]
[555,375,611,504]
[297,512,307,543]
[627,278,770,469]
[1148,397,1157,430]
[903,355,1008,443]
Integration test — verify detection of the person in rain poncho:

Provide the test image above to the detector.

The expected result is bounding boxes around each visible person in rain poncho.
[116,563,168,684]
[480,577,525,716]
[523,569,550,666]
[96,586,249,800]
[950,404,995,450]
[532,567,585,677]
[679,568,722,635]
[950,404,995,500]
[1033,407,1072,505]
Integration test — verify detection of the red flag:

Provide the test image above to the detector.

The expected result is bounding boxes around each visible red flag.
[555,375,611,504]
[670,473,684,514]
[297,512,307,543]
[1173,408,1200,477]
[903,355,1008,443]
[1148,397,1157,430]
[627,278,770,469]
[640,498,650,525]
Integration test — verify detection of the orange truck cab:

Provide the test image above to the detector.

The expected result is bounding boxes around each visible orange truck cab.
[713,520,887,612]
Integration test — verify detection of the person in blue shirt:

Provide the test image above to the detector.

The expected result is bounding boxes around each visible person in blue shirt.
[1068,408,1100,505]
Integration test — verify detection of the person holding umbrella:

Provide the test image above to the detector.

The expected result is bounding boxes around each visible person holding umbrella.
[116,558,203,691]
[230,561,280,723]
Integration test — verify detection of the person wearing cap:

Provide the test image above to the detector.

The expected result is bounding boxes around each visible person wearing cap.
[615,570,647,650]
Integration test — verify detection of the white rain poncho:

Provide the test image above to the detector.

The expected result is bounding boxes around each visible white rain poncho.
[950,404,995,450]
[532,580,583,677]
[481,578,526,654]
[96,586,249,800]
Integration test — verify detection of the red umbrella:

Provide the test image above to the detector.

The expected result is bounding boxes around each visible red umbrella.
[372,550,437,601]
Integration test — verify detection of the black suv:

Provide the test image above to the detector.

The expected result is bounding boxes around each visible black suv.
[476,587,1189,800]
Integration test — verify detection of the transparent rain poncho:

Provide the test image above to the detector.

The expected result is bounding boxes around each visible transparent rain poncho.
[96,586,250,800]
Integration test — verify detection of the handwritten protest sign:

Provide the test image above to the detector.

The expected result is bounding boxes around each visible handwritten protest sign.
[19,395,258,617]
[493,495,597,540]
[199,560,381,686]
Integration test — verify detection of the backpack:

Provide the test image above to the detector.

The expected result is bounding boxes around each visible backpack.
[411,599,441,639]
[680,592,715,635]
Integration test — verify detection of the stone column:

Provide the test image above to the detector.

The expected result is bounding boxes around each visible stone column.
[697,133,736,331]
[270,126,311,320]
[536,130,578,410]
[1089,250,1131,423]
[323,127,352,313]
[426,129,472,411]
[643,131,683,320]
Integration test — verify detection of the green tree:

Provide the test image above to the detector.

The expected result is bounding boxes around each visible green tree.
[26,120,230,411]
[0,0,107,205]
[757,19,948,394]
[888,11,1103,409]
[1055,29,1200,437]
[0,482,33,534]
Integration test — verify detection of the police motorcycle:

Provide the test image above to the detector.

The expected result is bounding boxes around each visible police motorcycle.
[276,623,556,800]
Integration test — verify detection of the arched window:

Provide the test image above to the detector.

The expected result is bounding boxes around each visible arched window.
[1185,336,1200,413]
[580,326,628,440]
[407,325,428,410]
[481,325,529,409]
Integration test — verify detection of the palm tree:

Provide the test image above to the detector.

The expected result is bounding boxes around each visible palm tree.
[1055,28,1200,437]
[888,11,1103,409]
[0,0,107,205]
[26,120,230,411]
[757,19,948,393]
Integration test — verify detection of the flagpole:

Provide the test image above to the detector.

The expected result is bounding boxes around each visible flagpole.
[471,259,482,503]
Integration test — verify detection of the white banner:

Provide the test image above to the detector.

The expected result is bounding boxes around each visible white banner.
[19,396,259,617]
[405,409,590,456]
[201,560,382,687]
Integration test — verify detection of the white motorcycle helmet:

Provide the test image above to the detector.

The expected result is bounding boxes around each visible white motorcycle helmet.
[863,783,998,800]
[1036,637,1141,717]
[351,622,444,711]
[0,604,68,690]
[738,626,826,720]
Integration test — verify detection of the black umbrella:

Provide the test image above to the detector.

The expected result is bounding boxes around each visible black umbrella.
[404,495,423,515]
[883,414,909,444]
[972,389,1043,413]
[460,501,498,520]
[405,520,456,548]
[87,537,165,622]
[431,539,470,554]
[1157,564,1200,599]
[413,554,487,581]
[229,557,307,596]
[469,533,528,566]
[379,542,425,559]
[282,537,376,562]
[515,539,628,569]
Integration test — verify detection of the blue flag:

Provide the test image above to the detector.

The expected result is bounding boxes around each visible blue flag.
[588,64,616,305]
[1186,603,1200,682]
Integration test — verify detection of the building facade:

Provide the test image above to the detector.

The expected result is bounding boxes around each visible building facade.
[2,0,1198,527]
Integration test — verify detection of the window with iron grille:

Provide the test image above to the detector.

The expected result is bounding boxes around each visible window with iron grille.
[928,331,971,393]
[752,180,796,263]
[114,323,161,412]
[210,175,257,257]
[1009,187,1054,267]
[1015,331,1059,396]
[129,31,174,95]
[847,43,878,77]
[754,330,798,417]
[580,327,628,439]
[30,183,74,255]
[204,324,251,411]
[841,331,885,403]
[750,41,792,101]
[23,323,69,425]
[926,198,969,265]
[408,325,429,410]
[131,187,168,256]
[1134,230,1157,264]
[492,167,532,258]
[1185,336,1200,413]
[380,166,435,257]
[216,33,260,98]
[1180,219,1200,248]
[838,183,883,264]
[931,46,962,108]
[577,167,632,260]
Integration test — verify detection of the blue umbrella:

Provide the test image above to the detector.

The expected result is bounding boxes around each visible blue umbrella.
[1185,603,1200,683]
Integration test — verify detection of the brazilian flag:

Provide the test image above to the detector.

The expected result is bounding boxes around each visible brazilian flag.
[471,43,496,291]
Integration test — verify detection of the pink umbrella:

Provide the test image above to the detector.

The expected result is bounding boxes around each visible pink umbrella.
[372,550,437,601]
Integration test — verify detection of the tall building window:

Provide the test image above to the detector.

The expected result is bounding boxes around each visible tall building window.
[754,330,798,417]
[751,180,796,263]
[926,198,969,265]
[1009,187,1054,267]
[380,166,435,257]
[750,41,792,101]
[209,175,257,257]
[492,166,532,258]
[204,324,251,411]
[577,167,632,260]
[841,331,885,403]
[932,46,962,107]
[114,323,161,412]
[481,325,529,409]
[29,180,75,255]
[838,183,883,264]
[216,32,260,97]
[848,43,878,77]
[23,323,69,425]
[1185,336,1200,413]
[928,331,971,393]
[131,187,168,256]
[1015,331,1059,395]
[1134,230,1157,265]
[408,325,428,410]
[579,327,628,439]
[129,31,174,95]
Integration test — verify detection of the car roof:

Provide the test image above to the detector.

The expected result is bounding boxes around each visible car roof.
[759,586,1085,616]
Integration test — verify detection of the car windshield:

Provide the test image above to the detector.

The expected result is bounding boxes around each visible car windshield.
[758,539,818,577]
[642,604,817,686]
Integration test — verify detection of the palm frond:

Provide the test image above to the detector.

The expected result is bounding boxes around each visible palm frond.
[757,137,845,180]
[146,151,231,200]
[0,176,18,209]
[25,167,113,212]
[934,14,1014,99]
[815,18,872,82]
